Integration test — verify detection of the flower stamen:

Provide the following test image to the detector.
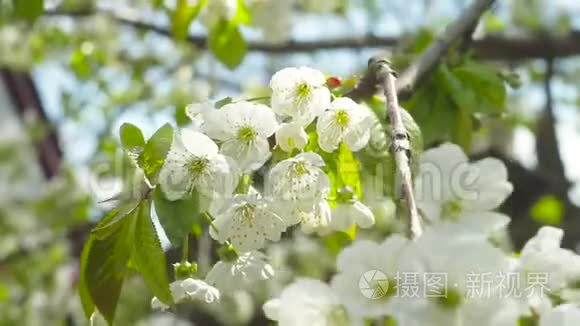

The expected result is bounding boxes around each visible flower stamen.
[335,110,350,127]
[237,125,258,142]
[189,157,209,176]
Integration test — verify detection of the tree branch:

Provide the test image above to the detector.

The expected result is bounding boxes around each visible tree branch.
[535,58,569,192]
[371,58,423,238]
[43,8,580,61]
[344,0,495,238]
[396,0,496,100]
[346,0,495,101]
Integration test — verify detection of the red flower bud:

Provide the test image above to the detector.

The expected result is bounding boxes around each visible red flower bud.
[326,76,342,88]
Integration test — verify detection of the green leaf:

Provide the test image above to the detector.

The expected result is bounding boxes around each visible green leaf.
[530,195,563,225]
[208,20,247,69]
[483,13,506,33]
[153,187,200,245]
[78,237,95,319]
[138,124,173,184]
[405,78,453,147]
[175,106,190,126]
[337,143,362,199]
[323,231,353,255]
[70,48,91,79]
[439,64,474,112]
[12,0,44,21]
[215,96,233,108]
[131,200,173,304]
[78,206,132,320]
[84,208,136,324]
[171,0,205,40]
[233,0,251,25]
[452,108,473,152]
[119,123,145,156]
[452,62,506,113]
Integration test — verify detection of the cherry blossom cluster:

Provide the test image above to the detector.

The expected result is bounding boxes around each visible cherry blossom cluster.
[150,66,580,326]
[264,143,580,325]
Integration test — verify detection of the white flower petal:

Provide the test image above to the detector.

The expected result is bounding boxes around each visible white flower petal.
[300,200,332,235]
[521,226,564,257]
[195,155,239,199]
[210,194,287,252]
[266,278,347,326]
[267,152,330,203]
[263,298,280,321]
[455,211,510,236]
[330,201,375,231]
[540,304,580,326]
[180,129,219,157]
[332,236,408,317]
[221,137,271,172]
[180,278,221,303]
[185,101,213,125]
[275,123,309,152]
[316,112,343,152]
[343,116,373,151]
[352,201,375,228]
[152,278,220,309]
[158,139,194,201]
[463,157,513,211]
[270,66,330,123]
[205,251,275,292]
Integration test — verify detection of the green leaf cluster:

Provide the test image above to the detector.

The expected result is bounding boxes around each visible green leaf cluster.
[405,61,507,150]
[79,200,171,324]
[80,123,202,324]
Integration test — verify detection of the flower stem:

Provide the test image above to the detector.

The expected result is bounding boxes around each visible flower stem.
[235,174,253,194]
[181,233,190,263]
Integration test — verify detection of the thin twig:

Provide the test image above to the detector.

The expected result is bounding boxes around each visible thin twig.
[346,0,495,101]
[396,0,496,100]
[370,58,423,239]
[349,0,496,238]
[42,8,580,61]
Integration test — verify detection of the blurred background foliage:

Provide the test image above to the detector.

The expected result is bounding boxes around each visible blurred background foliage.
[1,0,580,324]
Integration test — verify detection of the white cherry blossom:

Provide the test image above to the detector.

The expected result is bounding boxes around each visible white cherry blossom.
[275,122,309,152]
[264,278,350,326]
[394,227,520,326]
[415,142,513,235]
[266,152,330,214]
[330,200,375,231]
[331,235,408,318]
[158,129,238,201]
[270,66,331,125]
[247,0,294,44]
[185,100,212,127]
[316,97,373,152]
[199,0,237,28]
[202,101,279,172]
[210,193,287,252]
[151,278,220,310]
[516,227,580,312]
[540,304,580,326]
[299,199,333,235]
[205,251,275,293]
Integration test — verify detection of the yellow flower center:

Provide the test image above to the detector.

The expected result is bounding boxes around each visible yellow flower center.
[442,199,463,221]
[335,110,350,127]
[436,288,462,310]
[296,83,310,98]
[238,204,256,226]
[292,160,308,176]
[237,126,257,142]
[189,157,209,175]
